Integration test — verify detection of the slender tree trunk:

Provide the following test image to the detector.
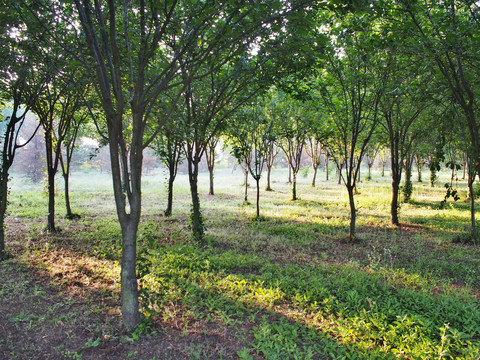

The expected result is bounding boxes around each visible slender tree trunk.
[415,156,423,183]
[63,171,73,218]
[47,168,56,231]
[244,163,248,203]
[206,140,216,196]
[165,176,174,217]
[367,164,372,181]
[391,179,400,226]
[288,163,292,184]
[0,173,8,259]
[403,156,413,202]
[208,166,214,196]
[325,157,329,181]
[265,165,272,191]
[469,180,477,242]
[292,171,297,201]
[256,177,260,218]
[337,163,342,185]
[347,184,356,241]
[44,127,57,232]
[188,157,204,242]
[311,165,318,187]
[390,137,402,226]
[467,158,477,241]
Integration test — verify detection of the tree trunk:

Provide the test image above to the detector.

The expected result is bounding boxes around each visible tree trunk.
[256,177,260,218]
[311,165,318,187]
[381,162,385,177]
[288,163,292,184]
[337,163,342,185]
[292,171,297,201]
[265,165,272,191]
[367,164,372,181]
[347,185,356,241]
[208,166,214,196]
[64,171,73,218]
[188,157,204,242]
[467,159,477,241]
[325,157,329,181]
[244,164,248,203]
[165,176,174,217]
[0,173,8,259]
[389,136,402,226]
[47,168,56,231]
[391,179,400,226]
[120,218,141,329]
[468,179,476,240]
[403,156,413,202]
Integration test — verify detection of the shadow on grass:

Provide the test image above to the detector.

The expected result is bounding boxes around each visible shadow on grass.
[6,211,480,359]
[138,244,480,359]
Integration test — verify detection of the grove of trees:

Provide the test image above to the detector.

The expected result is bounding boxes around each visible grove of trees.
[1,0,479,332]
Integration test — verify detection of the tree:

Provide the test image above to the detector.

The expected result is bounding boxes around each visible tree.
[272,91,310,201]
[46,0,299,329]
[377,51,430,224]
[176,1,311,241]
[229,103,272,218]
[317,12,383,240]
[402,0,480,239]
[0,4,50,258]
[0,74,43,259]
[150,112,184,217]
[206,137,220,196]
[365,145,379,181]
[306,136,323,187]
[32,70,85,230]
[60,108,89,220]
[264,133,279,191]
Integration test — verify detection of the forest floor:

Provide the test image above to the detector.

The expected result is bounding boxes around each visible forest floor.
[1,168,480,359]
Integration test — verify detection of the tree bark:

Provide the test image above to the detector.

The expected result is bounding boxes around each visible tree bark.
[256,177,260,218]
[265,165,272,191]
[120,218,141,329]
[64,171,73,218]
[288,163,292,184]
[188,156,204,242]
[467,158,477,241]
[292,171,297,201]
[347,185,356,241]
[325,157,329,181]
[403,156,413,202]
[391,179,400,226]
[244,163,248,203]
[311,165,318,187]
[0,171,8,259]
[47,168,56,231]
[208,166,214,196]
[165,176,174,217]
[337,163,342,185]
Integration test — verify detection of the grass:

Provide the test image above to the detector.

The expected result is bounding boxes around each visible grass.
[2,166,480,359]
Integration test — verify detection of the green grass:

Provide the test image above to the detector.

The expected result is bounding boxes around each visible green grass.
[4,166,480,359]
